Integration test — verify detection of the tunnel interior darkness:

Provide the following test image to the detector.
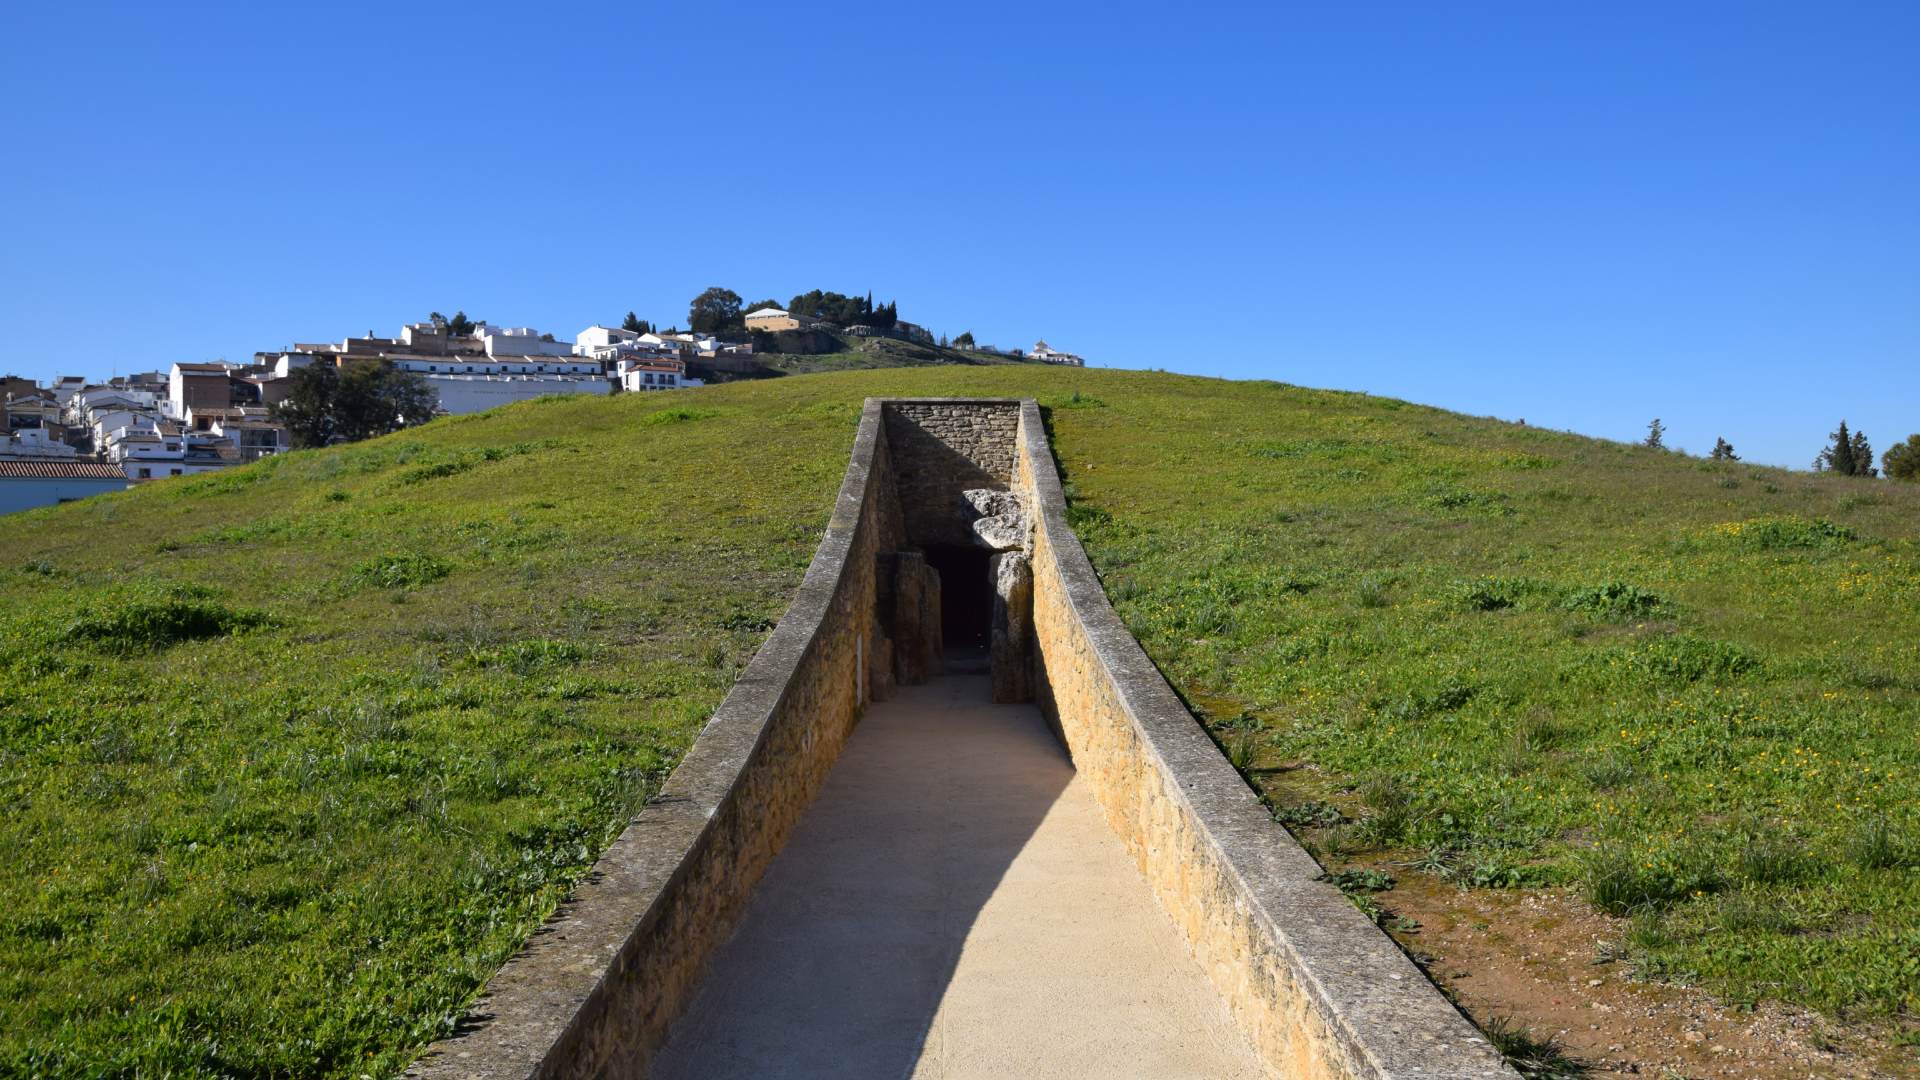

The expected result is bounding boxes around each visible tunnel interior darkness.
[923,545,992,653]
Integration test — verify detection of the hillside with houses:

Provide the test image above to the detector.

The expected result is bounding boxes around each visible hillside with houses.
[0,293,1090,515]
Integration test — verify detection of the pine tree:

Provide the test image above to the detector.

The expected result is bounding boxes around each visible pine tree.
[1709,437,1738,461]
[622,311,644,333]
[1850,429,1876,477]
[1813,420,1871,475]
[1644,418,1666,449]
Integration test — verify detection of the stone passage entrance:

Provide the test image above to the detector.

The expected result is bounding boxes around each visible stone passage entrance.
[924,545,991,654]
[649,676,1264,1080]
[872,400,1036,702]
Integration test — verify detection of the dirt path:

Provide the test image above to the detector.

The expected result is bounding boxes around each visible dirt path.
[1371,872,1914,1078]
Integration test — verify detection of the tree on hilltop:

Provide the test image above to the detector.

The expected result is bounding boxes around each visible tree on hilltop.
[429,311,478,336]
[1813,420,1876,476]
[688,287,744,334]
[1851,429,1874,476]
[1644,418,1666,449]
[784,290,898,329]
[1709,437,1739,461]
[622,311,653,334]
[273,361,437,448]
[1884,434,1920,481]
[954,331,975,348]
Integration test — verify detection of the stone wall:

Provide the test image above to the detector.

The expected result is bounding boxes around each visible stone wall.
[407,400,905,1080]
[408,396,1515,1080]
[1012,401,1516,1080]
[882,398,1020,548]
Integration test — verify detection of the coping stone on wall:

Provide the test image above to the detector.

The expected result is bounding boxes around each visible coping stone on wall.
[1014,399,1516,1080]
[406,398,896,1079]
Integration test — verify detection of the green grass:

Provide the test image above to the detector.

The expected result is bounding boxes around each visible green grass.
[3,366,1917,1073]
[1041,373,1920,1025]
[0,390,852,1076]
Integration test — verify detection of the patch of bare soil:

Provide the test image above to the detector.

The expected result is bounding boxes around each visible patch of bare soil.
[1359,869,1915,1078]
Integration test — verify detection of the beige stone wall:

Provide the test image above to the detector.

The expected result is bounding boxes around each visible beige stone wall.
[412,397,1511,1080]
[1013,403,1514,1080]
[882,398,1020,548]
[408,401,905,1079]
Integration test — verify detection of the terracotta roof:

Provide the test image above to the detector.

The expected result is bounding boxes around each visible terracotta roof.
[0,460,128,479]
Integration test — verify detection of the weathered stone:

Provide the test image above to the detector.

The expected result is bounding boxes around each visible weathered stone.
[869,635,895,702]
[990,552,1033,703]
[415,397,1516,1080]
[888,551,942,685]
[882,400,1021,548]
[971,512,1029,552]
[962,488,1023,519]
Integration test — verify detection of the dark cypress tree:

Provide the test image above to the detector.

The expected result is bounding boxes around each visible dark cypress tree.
[1815,420,1859,474]
[1850,429,1876,477]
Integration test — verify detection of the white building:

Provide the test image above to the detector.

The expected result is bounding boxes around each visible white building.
[49,376,89,406]
[2,429,78,459]
[480,325,575,359]
[0,460,129,513]
[109,430,233,482]
[169,362,236,420]
[615,356,702,393]
[1029,340,1087,366]
[575,325,642,360]
[414,373,612,414]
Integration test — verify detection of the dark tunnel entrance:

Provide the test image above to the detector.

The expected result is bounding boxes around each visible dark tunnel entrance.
[923,545,992,657]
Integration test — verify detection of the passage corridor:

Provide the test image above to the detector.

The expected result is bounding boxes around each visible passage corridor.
[651,675,1264,1080]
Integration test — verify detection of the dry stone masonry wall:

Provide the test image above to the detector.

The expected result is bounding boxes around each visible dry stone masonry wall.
[1012,401,1515,1080]
[882,399,1020,548]
[408,400,907,1079]
[409,397,1515,1080]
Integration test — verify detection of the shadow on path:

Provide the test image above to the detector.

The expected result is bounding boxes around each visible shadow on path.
[651,674,1262,1080]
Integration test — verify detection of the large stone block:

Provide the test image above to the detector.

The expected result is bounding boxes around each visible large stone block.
[888,551,943,685]
[990,551,1033,703]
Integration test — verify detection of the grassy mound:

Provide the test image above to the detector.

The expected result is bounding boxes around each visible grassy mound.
[0,390,852,1076]
[2,367,1916,1074]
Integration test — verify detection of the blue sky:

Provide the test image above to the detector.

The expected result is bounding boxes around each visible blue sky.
[3,1,1915,468]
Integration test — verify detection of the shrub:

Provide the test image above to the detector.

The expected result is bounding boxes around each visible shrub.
[1382,679,1475,721]
[1424,486,1514,515]
[1579,752,1636,790]
[642,407,717,426]
[1581,846,1720,914]
[465,639,587,675]
[350,552,451,591]
[1709,516,1856,550]
[1483,1016,1586,1079]
[1718,890,1796,935]
[1737,834,1807,884]
[1451,576,1528,611]
[62,597,271,654]
[1563,582,1662,619]
[400,459,475,484]
[1357,775,1415,845]
[1355,575,1390,608]
[1845,818,1910,871]
[1272,800,1346,830]
[1616,635,1758,685]
[1223,725,1263,772]
[1322,867,1396,893]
